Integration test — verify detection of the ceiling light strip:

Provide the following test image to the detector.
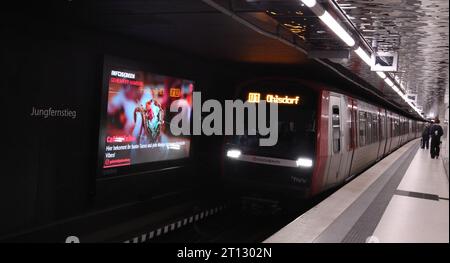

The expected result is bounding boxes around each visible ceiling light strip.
[319,11,356,47]
[300,0,422,117]
[301,0,421,115]
[354,47,372,66]
[300,0,355,47]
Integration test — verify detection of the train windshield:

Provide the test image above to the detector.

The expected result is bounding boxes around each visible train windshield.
[230,82,317,159]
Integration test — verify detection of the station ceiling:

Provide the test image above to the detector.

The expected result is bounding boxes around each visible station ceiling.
[200,0,448,118]
[87,0,448,118]
[16,0,448,118]
[336,0,449,117]
[87,0,309,64]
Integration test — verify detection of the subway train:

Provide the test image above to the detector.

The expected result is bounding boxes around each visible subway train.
[223,78,424,204]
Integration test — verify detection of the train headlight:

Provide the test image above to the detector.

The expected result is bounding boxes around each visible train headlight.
[296,158,313,168]
[227,149,241,159]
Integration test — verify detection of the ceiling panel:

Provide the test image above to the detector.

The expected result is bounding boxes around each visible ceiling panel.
[336,0,449,115]
[87,0,308,64]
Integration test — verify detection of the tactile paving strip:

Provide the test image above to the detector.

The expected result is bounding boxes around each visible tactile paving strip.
[123,205,227,243]
[313,143,419,243]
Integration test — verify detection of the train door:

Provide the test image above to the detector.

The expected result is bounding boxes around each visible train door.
[394,115,400,149]
[386,113,393,153]
[377,109,386,159]
[340,96,354,181]
[346,98,357,179]
[327,94,345,186]
[382,110,389,155]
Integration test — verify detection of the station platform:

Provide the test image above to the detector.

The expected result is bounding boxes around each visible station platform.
[265,139,449,243]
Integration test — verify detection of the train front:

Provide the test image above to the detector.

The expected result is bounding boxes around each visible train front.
[223,80,319,204]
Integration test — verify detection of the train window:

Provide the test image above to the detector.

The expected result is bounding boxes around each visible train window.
[394,118,397,137]
[396,119,400,136]
[396,119,399,136]
[393,119,396,137]
[400,120,403,135]
[387,117,390,137]
[332,106,340,153]
[373,113,379,142]
[351,106,357,149]
[359,111,366,147]
[367,113,372,145]
[393,118,396,136]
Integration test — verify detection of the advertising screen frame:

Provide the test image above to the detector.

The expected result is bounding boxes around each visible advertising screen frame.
[97,55,194,179]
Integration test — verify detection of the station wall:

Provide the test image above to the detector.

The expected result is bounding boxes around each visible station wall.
[1,20,240,237]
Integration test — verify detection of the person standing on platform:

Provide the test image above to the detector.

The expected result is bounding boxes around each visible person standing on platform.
[421,123,431,149]
[430,118,444,159]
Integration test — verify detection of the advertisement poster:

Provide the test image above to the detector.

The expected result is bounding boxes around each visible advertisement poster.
[103,68,193,168]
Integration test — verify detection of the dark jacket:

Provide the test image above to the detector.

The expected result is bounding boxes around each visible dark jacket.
[430,124,444,141]
[422,126,430,138]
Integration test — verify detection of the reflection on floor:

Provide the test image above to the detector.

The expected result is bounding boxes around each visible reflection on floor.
[373,148,449,243]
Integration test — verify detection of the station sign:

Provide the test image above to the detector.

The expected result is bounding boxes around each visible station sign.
[406,93,417,104]
[371,51,398,72]
[248,92,300,105]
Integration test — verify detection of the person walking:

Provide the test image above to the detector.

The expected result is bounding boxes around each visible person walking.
[421,123,430,149]
[430,118,444,159]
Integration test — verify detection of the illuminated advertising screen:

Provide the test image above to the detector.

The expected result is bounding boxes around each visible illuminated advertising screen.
[100,65,193,170]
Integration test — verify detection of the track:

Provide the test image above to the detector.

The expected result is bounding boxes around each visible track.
[147,191,334,243]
